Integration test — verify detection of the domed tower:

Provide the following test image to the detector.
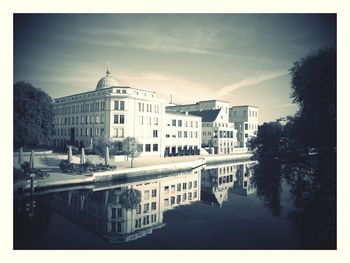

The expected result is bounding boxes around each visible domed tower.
[96,68,119,90]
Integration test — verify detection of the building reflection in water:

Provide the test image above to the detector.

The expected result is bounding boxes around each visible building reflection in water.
[201,161,257,207]
[51,168,202,243]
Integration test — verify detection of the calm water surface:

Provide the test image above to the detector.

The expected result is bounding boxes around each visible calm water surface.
[14,160,302,249]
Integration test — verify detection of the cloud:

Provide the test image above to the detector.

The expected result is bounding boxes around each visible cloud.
[215,70,288,98]
[117,71,215,104]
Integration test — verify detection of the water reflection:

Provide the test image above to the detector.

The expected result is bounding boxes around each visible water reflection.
[201,161,256,207]
[14,161,259,247]
[51,168,201,243]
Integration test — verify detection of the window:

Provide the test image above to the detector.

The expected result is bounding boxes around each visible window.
[177,183,181,191]
[164,186,169,193]
[144,190,150,200]
[164,198,169,206]
[151,214,157,223]
[138,116,144,125]
[184,131,188,138]
[193,191,197,198]
[190,121,193,127]
[188,181,192,189]
[245,123,248,130]
[152,189,157,197]
[193,181,197,188]
[188,192,192,200]
[114,115,125,124]
[176,195,181,204]
[136,204,141,214]
[138,102,142,111]
[183,193,187,201]
[171,185,175,193]
[153,130,158,138]
[170,196,175,205]
[178,120,182,127]
[111,207,116,219]
[178,131,182,138]
[117,222,122,233]
[145,144,151,152]
[153,144,158,152]
[151,202,156,210]
[114,101,119,110]
[183,182,187,190]
[154,117,159,125]
[117,208,123,217]
[172,119,176,126]
[101,102,105,111]
[144,203,149,213]
[111,222,116,232]
[120,101,125,110]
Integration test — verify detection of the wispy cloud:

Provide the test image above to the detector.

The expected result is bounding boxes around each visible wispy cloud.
[215,70,288,98]
[117,71,215,104]
[53,26,264,61]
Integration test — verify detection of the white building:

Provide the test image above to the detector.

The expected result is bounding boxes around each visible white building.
[229,105,259,149]
[167,100,237,154]
[52,69,201,157]
[163,111,202,156]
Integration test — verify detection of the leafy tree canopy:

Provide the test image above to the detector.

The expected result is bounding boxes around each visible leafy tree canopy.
[14,81,53,148]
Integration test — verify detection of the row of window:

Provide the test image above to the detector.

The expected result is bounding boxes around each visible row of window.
[111,207,123,219]
[138,102,160,113]
[143,189,157,200]
[170,119,199,128]
[113,114,125,124]
[138,116,159,126]
[114,100,125,111]
[54,101,106,115]
[203,122,233,128]
[165,131,198,139]
[231,109,258,118]
[55,115,105,126]
[164,181,198,194]
[134,214,157,229]
[142,143,159,152]
[203,130,234,138]
[164,191,198,206]
[54,127,105,137]
[113,128,124,138]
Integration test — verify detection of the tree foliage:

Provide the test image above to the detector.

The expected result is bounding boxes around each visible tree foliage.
[289,48,336,151]
[122,137,142,168]
[119,188,141,210]
[92,136,123,158]
[248,48,336,248]
[14,81,53,148]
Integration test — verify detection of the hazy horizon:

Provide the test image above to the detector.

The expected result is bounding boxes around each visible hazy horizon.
[14,14,336,123]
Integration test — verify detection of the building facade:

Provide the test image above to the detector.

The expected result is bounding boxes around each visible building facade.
[52,69,201,157]
[167,100,237,154]
[229,105,259,148]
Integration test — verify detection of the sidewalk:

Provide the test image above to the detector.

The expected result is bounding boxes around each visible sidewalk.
[13,152,251,191]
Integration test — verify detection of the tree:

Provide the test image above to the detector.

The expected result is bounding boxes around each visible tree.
[122,137,142,168]
[118,188,141,210]
[92,136,123,158]
[13,81,53,148]
[289,48,336,152]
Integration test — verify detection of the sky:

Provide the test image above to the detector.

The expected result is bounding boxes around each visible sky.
[13,14,336,123]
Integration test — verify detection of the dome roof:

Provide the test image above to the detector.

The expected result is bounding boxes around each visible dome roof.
[96,69,119,90]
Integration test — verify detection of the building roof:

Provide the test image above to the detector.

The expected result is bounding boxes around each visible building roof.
[188,109,221,122]
[165,110,201,118]
[96,69,119,90]
[230,105,259,109]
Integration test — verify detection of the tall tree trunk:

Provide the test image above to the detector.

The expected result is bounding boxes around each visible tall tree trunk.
[131,155,134,168]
